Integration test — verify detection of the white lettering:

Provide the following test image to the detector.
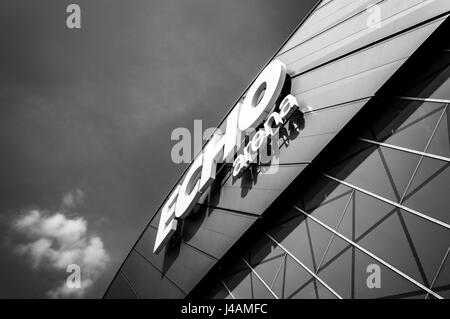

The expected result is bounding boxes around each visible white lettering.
[175,154,204,219]
[66,4,81,29]
[199,106,241,193]
[154,60,303,253]
[154,185,180,253]
[237,60,286,131]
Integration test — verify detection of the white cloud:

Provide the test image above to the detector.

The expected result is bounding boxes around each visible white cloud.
[61,189,85,209]
[16,237,52,268]
[13,190,109,298]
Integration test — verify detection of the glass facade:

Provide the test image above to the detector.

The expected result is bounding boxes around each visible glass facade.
[190,38,450,299]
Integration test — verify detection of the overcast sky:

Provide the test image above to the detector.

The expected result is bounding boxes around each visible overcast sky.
[0,0,317,298]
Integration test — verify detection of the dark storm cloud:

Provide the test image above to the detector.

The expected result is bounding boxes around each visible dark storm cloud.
[0,0,317,297]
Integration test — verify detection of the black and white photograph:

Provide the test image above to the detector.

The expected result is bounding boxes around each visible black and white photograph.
[0,0,449,311]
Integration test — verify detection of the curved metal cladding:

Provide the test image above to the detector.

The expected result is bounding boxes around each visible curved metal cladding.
[105,0,450,299]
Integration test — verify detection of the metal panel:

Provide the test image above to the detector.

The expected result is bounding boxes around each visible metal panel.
[133,226,217,293]
[182,206,258,258]
[279,0,450,76]
[280,0,382,54]
[277,100,367,164]
[294,59,405,110]
[121,250,186,298]
[289,18,441,94]
[105,0,450,298]
[104,272,139,299]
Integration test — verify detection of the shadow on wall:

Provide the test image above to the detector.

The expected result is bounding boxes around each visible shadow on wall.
[190,16,450,297]
[162,17,450,280]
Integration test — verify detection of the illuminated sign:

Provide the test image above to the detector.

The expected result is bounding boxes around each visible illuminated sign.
[154,60,301,253]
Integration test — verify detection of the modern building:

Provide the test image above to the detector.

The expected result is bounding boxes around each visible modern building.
[105,0,450,299]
